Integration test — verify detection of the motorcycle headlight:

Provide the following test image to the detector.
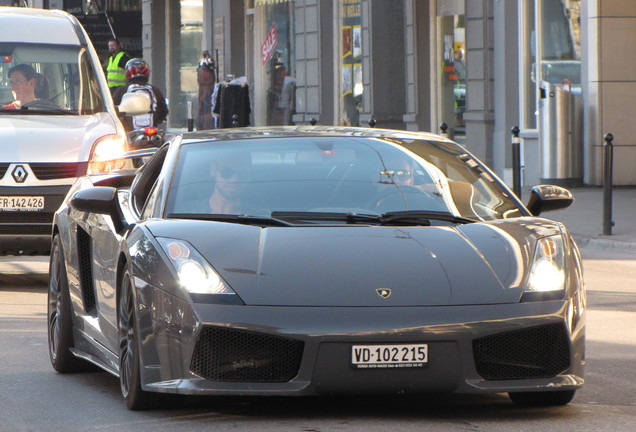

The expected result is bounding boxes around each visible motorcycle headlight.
[87,134,131,174]
[157,237,238,298]
[525,234,566,298]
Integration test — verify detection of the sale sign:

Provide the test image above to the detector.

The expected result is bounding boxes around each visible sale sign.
[261,23,278,65]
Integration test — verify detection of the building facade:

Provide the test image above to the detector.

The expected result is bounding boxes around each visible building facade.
[23,0,636,187]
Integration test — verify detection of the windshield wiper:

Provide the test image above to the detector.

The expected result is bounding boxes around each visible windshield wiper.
[191,210,476,227]
[270,210,474,226]
[271,211,381,224]
[379,210,474,225]
[21,106,77,115]
[0,106,77,115]
[167,213,294,227]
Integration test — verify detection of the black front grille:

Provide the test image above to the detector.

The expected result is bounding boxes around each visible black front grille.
[473,322,571,380]
[29,162,88,180]
[0,164,9,179]
[190,326,304,382]
[0,212,54,225]
[0,221,52,235]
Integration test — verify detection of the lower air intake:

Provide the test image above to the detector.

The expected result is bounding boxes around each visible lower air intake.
[473,322,571,380]
[190,326,304,382]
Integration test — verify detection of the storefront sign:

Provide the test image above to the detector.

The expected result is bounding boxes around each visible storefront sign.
[262,24,278,65]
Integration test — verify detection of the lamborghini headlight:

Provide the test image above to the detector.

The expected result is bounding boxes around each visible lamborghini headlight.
[157,237,234,295]
[87,134,131,174]
[526,234,566,294]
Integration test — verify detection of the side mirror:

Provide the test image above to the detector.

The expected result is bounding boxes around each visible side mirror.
[525,185,574,216]
[117,92,151,116]
[70,186,126,231]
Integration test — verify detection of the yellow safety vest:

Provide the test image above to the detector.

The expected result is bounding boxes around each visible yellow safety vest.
[107,51,127,88]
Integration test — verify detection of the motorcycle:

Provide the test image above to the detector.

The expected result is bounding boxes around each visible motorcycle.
[127,126,165,149]
[126,126,165,167]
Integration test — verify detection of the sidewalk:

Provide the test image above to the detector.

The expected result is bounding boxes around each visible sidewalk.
[538,186,636,253]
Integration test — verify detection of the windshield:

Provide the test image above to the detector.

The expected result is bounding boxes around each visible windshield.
[165,136,524,221]
[0,43,104,114]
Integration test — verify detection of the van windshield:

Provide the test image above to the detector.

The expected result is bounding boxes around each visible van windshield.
[0,43,105,114]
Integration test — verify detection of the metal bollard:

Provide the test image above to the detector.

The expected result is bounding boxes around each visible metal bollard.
[368,118,376,128]
[603,133,614,235]
[439,122,448,138]
[187,101,194,132]
[511,126,521,199]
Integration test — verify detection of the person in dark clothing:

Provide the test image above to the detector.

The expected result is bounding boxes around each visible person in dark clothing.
[112,58,168,132]
[197,51,216,130]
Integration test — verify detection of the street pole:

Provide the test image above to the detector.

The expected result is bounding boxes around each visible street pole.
[439,122,448,138]
[187,101,194,132]
[603,133,614,235]
[511,126,521,199]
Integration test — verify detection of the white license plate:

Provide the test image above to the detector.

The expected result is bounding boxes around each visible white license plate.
[0,196,45,211]
[351,344,428,369]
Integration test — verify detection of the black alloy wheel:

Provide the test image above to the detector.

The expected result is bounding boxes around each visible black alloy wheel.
[118,264,164,410]
[48,234,86,372]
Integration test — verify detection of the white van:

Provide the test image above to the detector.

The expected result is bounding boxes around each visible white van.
[0,7,147,254]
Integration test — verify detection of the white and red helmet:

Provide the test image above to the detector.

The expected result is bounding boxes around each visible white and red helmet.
[125,58,150,81]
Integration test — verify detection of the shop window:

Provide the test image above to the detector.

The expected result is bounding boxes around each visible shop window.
[257,0,296,126]
[339,0,362,127]
[520,0,537,130]
[537,0,581,92]
[437,1,465,143]
[523,0,580,131]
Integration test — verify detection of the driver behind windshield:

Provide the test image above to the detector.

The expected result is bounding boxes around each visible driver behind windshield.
[3,63,49,109]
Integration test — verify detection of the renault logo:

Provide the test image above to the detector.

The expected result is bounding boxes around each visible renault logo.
[376,288,392,299]
[12,165,28,183]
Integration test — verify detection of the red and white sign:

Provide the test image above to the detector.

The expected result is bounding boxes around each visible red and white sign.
[261,24,278,65]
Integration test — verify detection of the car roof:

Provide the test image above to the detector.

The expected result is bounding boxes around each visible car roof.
[0,7,83,45]
[175,126,451,147]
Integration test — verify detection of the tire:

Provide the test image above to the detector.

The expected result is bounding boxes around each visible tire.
[508,390,576,407]
[48,235,87,372]
[118,264,165,410]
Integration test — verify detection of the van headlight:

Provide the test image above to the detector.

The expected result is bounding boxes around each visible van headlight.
[87,134,130,174]
[525,234,566,298]
[157,238,239,298]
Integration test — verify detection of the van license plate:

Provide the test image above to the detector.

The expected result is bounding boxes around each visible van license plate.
[351,344,428,368]
[0,196,45,211]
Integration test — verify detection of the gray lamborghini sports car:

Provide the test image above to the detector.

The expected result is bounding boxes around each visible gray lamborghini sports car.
[47,126,585,410]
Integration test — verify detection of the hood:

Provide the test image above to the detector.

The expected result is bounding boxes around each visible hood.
[0,113,118,163]
[147,219,563,307]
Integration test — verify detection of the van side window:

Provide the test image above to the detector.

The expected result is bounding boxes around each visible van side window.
[78,50,104,114]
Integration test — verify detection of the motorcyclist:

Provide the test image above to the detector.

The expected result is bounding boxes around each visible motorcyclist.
[112,58,168,132]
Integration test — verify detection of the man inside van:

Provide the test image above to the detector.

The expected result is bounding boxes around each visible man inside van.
[2,64,50,109]
[106,38,130,94]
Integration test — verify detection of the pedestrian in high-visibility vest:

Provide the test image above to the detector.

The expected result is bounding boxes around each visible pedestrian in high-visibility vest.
[106,38,130,94]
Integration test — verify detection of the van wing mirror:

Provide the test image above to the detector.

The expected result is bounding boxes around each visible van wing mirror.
[117,92,151,116]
